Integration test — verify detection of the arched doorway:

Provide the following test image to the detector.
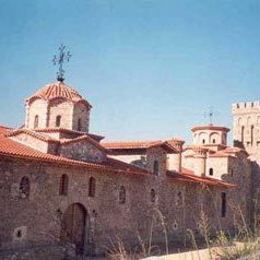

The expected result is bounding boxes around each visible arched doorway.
[61,203,87,255]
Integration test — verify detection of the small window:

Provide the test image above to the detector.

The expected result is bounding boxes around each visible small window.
[34,115,39,128]
[19,177,30,198]
[59,174,68,196]
[212,139,216,144]
[17,230,22,238]
[56,115,61,127]
[88,177,96,197]
[150,189,156,203]
[221,192,226,218]
[119,186,126,204]
[153,160,159,175]
[209,168,213,176]
[176,191,183,206]
[77,118,82,131]
[202,139,205,144]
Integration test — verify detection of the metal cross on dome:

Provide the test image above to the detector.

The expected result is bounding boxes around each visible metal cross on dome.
[52,44,72,82]
[203,106,214,125]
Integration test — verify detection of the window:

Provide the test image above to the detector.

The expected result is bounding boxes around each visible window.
[176,191,183,206]
[119,186,126,204]
[77,118,82,131]
[56,115,61,127]
[153,160,159,175]
[209,168,213,176]
[88,177,96,197]
[212,139,216,144]
[34,115,39,128]
[221,192,226,217]
[17,230,22,238]
[202,139,205,144]
[230,169,234,177]
[251,125,254,145]
[241,126,245,143]
[19,177,30,198]
[59,174,68,195]
[150,189,156,203]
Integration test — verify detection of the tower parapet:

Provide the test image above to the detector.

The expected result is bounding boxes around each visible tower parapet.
[232,100,260,156]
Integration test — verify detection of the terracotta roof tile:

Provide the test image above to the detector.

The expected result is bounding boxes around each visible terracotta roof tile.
[0,134,148,175]
[191,124,230,132]
[35,128,104,141]
[167,168,235,188]
[60,135,108,152]
[102,140,178,153]
[26,82,92,107]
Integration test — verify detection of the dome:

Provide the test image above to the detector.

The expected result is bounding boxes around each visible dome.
[26,81,91,107]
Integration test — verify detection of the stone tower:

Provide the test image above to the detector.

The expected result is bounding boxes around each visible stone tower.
[232,101,260,156]
[25,81,92,133]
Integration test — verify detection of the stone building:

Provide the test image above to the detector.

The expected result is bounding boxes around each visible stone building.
[0,80,256,259]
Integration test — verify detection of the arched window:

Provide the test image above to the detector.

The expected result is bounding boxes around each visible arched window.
[202,139,205,144]
[88,177,96,197]
[19,177,30,198]
[119,186,126,204]
[221,192,227,217]
[251,125,254,145]
[150,189,156,203]
[153,160,159,175]
[209,168,213,176]
[212,139,216,144]
[77,118,82,131]
[59,174,68,195]
[34,115,39,129]
[241,126,245,143]
[56,115,61,127]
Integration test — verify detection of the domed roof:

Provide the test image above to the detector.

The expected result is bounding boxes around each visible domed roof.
[26,81,91,107]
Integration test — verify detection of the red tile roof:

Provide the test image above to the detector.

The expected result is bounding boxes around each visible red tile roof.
[102,140,178,153]
[0,125,12,136]
[35,128,104,141]
[60,135,108,152]
[7,129,59,143]
[191,124,230,133]
[26,82,92,107]
[167,168,235,188]
[209,146,247,158]
[0,133,148,175]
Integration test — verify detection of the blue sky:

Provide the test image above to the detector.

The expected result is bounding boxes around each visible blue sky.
[0,0,260,143]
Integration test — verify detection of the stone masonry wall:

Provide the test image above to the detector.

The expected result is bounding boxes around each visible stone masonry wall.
[0,154,237,257]
[59,139,106,163]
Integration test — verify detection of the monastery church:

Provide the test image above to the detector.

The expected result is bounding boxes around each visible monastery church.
[0,75,260,258]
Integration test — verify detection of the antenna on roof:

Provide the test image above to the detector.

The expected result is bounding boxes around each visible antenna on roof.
[203,106,214,125]
[52,44,72,82]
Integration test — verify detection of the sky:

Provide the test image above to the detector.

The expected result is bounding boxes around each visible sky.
[0,0,260,143]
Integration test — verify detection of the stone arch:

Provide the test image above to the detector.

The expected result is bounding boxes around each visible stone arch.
[209,132,220,144]
[198,132,208,144]
[60,203,88,255]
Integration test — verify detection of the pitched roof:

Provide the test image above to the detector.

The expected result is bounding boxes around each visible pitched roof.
[167,168,235,188]
[0,125,12,136]
[26,81,92,107]
[35,128,104,141]
[102,140,178,153]
[7,129,59,143]
[60,135,108,153]
[0,133,148,176]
